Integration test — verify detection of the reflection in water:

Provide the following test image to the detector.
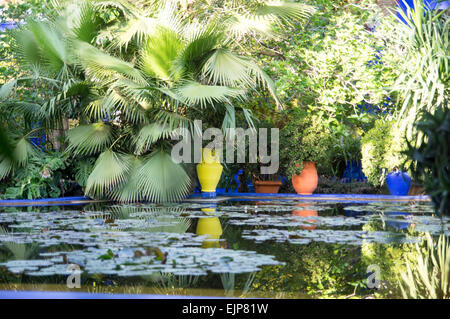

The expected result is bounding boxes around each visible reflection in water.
[385,212,414,230]
[292,203,318,230]
[196,204,224,248]
[0,199,442,298]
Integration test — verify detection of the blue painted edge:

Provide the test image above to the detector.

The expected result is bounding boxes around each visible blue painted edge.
[0,290,233,299]
[0,196,89,204]
[187,191,430,201]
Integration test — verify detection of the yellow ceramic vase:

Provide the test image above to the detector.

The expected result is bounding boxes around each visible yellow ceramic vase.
[196,148,223,193]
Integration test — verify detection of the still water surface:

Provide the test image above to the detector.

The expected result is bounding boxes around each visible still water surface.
[0,199,447,298]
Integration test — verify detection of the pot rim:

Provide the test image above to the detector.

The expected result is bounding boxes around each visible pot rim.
[254,180,283,186]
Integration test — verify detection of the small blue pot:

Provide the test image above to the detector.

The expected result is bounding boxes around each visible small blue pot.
[386,171,411,196]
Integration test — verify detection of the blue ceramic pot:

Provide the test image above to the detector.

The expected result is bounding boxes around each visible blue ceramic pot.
[386,212,412,230]
[386,171,411,196]
[397,1,450,25]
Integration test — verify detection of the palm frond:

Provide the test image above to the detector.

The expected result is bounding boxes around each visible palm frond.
[177,22,223,76]
[109,157,144,202]
[89,0,143,19]
[13,137,37,167]
[67,122,114,155]
[0,79,17,100]
[75,41,147,84]
[248,63,282,109]
[85,150,132,197]
[139,27,183,82]
[176,81,245,108]
[0,138,37,180]
[112,16,158,49]
[15,20,69,77]
[70,0,101,43]
[226,14,275,38]
[153,109,201,137]
[11,102,45,123]
[226,1,314,38]
[103,81,150,123]
[135,123,174,155]
[74,158,95,188]
[137,149,191,202]
[0,158,13,180]
[202,48,254,87]
[255,1,315,24]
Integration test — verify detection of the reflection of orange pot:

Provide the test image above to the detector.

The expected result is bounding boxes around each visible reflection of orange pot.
[292,161,318,195]
[254,180,282,193]
[293,203,318,230]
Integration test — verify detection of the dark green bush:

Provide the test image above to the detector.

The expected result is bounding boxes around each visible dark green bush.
[406,105,450,215]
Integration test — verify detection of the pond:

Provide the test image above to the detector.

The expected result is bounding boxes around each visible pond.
[0,198,447,298]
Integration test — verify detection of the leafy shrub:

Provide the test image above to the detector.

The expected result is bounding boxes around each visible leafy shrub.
[361,118,409,187]
[0,151,73,199]
[279,108,336,177]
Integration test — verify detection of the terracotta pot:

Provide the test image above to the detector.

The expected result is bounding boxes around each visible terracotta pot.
[292,161,318,195]
[293,203,318,230]
[254,180,282,193]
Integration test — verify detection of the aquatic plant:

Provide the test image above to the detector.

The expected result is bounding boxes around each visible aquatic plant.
[399,233,450,299]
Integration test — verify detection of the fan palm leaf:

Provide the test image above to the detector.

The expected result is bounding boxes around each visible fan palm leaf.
[177,22,224,77]
[85,150,132,197]
[176,81,245,108]
[113,16,159,49]
[202,48,255,87]
[18,20,70,78]
[135,123,174,155]
[75,41,147,85]
[67,122,114,155]
[0,158,13,180]
[255,1,315,24]
[137,149,191,202]
[0,138,37,180]
[109,157,145,202]
[226,0,314,38]
[139,27,183,82]
[68,0,102,44]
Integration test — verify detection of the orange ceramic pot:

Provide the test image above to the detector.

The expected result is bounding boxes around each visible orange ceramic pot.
[254,180,282,193]
[292,203,318,230]
[292,161,318,195]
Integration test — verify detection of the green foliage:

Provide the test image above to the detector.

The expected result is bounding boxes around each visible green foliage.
[252,0,399,127]
[399,233,450,299]
[0,151,71,200]
[361,118,409,187]
[250,241,366,298]
[279,108,335,177]
[406,105,450,215]
[2,0,309,202]
[392,0,449,121]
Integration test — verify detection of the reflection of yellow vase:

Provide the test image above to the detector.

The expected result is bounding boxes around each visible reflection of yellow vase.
[196,217,223,239]
[196,148,223,193]
[196,217,223,248]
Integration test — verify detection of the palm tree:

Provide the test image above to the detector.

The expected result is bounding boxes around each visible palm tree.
[1,0,314,202]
